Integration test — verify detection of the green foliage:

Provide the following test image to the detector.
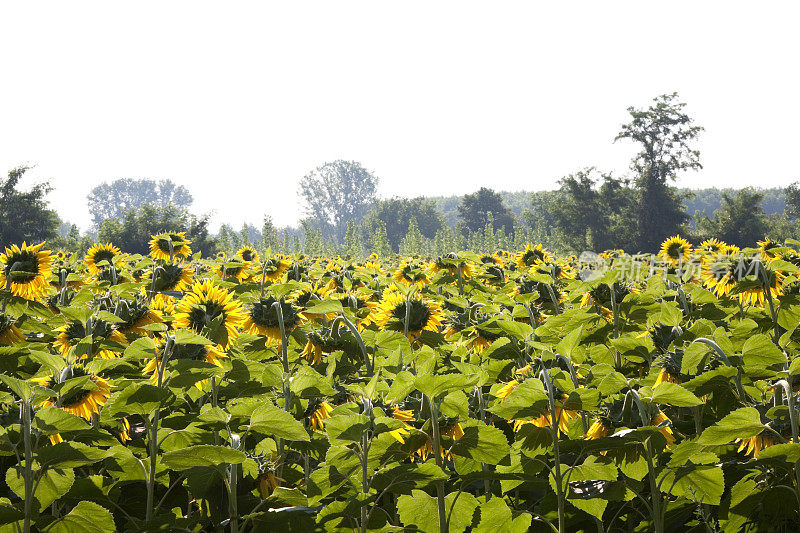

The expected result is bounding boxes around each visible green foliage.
[457,187,515,234]
[87,178,193,228]
[696,188,769,246]
[0,166,60,249]
[366,196,444,252]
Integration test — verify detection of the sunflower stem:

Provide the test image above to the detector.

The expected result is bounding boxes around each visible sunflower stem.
[425,395,448,533]
[627,389,664,533]
[147,336,174,523]
[21,399,33,533]
[539,366,565,533]
[272,300,293,481]
[331,315,372,375]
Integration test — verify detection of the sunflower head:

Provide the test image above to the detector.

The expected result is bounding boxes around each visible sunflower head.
[237,246,260,263]
[104,298,163,336]
[55,318,126,360]
[39,365,112,421]
[84,243,121,275]
[0,312,24,345]
[393,260,430,287]
[216,257,251,282]
[695,238,727,257]
[758,238,782,262]
[243,296,305,341]
[659,236,691,267]
[301,326,348,364]
[149,232,193,262]
[174,281,245,348]
[517,244,553,269]
[373,290,443,339]
[0,242,53,300]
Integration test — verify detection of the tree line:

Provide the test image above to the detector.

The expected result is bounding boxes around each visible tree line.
[2,93,799,257]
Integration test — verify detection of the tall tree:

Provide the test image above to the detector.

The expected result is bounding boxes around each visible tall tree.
[457,187,515,234]
[696,188,768,246]
[615,93,702,251]
[785,181,800,219]
[552,168,638,252]
[366,197,443,252]
[87,178,193,227]
[97,204,216,256]
[0,166,60,248]
[298,160,379,243]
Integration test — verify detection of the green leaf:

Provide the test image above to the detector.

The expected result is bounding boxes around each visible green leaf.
[659,302,682,327]
[6,466,74,508]
[49,501,116,533]
[741,334,786,367]
[173,329,214,345]
[397,490,479,533]
[290,366,336,398]
[386,370,416,403]
[324,414,370,446]
[659,464,724,506]
[303,299,343,315]
[649,382,702,407]
[598,371,628,396]
[698,407,765,445]
[104,383,174,417]
[0,375,33,401]
[451,421,510,464]
[415,373,479,399]
[36,441,107,469]
[123,337,159,360]
[488,379,548,420]
[162,445,246,470]
[248,403,310,441]
[34,406,92,435]
[474,496,531,533]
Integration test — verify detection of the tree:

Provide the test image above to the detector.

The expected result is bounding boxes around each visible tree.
[87,178,193,227]
[366,197,443,252]
[615,93,702,251]
[0,166,60,249]
[298,160,379,243]
[97,204,216,257]
[696,188,768,246]
[785,181,800,219]
[457,187,515,234]
[551,168,638,252]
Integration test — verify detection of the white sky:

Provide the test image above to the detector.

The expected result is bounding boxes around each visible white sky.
[1,1,798,231]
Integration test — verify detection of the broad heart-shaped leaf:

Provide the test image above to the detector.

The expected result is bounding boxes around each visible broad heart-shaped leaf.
[415,373,480,399]
[658,301,683,327]
[741,334,786,367]
[451,420,510,464]
[104,383,174,417]
[397,489,479,533]
[172,329,214,345]
[290,366,337,398]
[6,465,74,509]
[698,407,765,445]
[36,441,107,468]
[165,359,225,388]
[324,414,370,446]
[48,501,115,533]
[474,496,532,533]
[370,462,449,493]
[488,379,549,420]
[34,406,91,435]
[658,464,724,506]
[562,387,600,411]
[248,403,310,441]
[0,374,33,401]
[646,382,702,407]
[161,445,246,470]
[123,337,159,360]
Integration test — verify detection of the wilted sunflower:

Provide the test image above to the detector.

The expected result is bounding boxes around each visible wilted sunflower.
[84,243,121,275]
[0,313,24,345]
[37,366,112,421]
[372,290,443,341]
[54,319,127,360]
[392,260,430,287]
[736,433,776,458]
[659,236,691,267]
[0,242,53,300]
[308,400,334,430]
[149,232,192,262]
[174,281,245,348]
[143,343,226,389]
[243,296,305,343]
[517,244,553,269]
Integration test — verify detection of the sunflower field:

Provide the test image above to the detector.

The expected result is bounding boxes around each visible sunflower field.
[3,233,800,532]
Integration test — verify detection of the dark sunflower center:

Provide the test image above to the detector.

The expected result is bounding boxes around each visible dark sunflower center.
[157,235,188,254]
[4,250,39,283]
[154,264,186,292]
[307,330,345,351]
[173,343,210,361]
[391,300,432,332]
[667,242,684,257]
[92,250,116,266]
[240,250,257,262]
[250,298,300,328]
[187,301,227,332]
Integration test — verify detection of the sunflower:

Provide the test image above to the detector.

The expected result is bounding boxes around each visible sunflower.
[174,281,245,348]
[143,343,226,389]
[84,243,121,275]
[257,471,283,499]
[652,410,676,446]
[388,408,415,443]
[659,236,691,267]
[243,297,305,343]
[148,263,193,310]
[534,262,576,281]
[758,238,782,262]
[413,418,464,461]
[700,256,738,298]
[495,380,520,401]
[261,257,291,283]
[109,299,164,336]
[216,257,251,282]
[736,433,776,458]
[54,319,127,360]
[372,290,443,341]
[149,232,192,262]
[392,260,430,287]
[732,258,785,307]
[237,246,260,264]
[514,405,577,435]
[301,326,347,364]
[585,418,612,440]
[334,292,378,328]
[0,312,24,345]
[0,242,53,300]
[517,244,553,269]
[309,401,334,430]
[429,258,475,280]
[37,366,112,421]
[695,238,727,257]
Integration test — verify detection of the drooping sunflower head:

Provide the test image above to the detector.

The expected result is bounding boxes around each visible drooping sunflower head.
[236,246,260,264]
[517,244,553,269]
[585,417,612,440]
[243,296,305,342]
[0,242,53,300]
[307,400,334,431]
[84,243,121,275]
[651,410,676,446]
[216,257,251,282]
[301,326,348,364]
[373,290,443,339]
[148,264,194,310]
[758,238,782,262]
[392,260,430,287]
[653,350,684,387]
[659,236,691,267]
[143,343,226,389]
[261,257,291,283]
[0,312,24,345]
[105,298,163,336]
[174,281,245,348]
[149,232,193,262]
